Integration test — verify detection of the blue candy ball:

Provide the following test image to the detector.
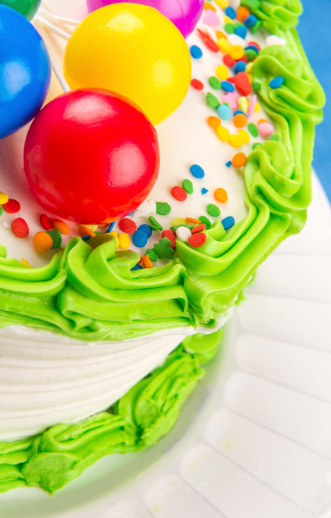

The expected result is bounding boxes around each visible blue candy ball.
[0,5,51,139]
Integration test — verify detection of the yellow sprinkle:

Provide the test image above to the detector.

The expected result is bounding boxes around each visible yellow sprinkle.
[245,62,253,74]
[230,45,244,60]
[215,0,229,8]
[216,126,230,142]
[224,15,234,24]
[171,218,187,227]
[77,223,98,231]
[0,192,9,205]
[109,230,119,238]
[247,73,253,84]
[21,258,32,268]
[118,232,130,249]
[216,64,229,80]
[254,101,261,113]
[229,134,243,148]
[217,38,231,53]
[238,129,250,144]
[238,97,248,114]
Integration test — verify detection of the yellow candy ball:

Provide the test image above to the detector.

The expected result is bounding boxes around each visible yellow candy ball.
[64,4,191,125]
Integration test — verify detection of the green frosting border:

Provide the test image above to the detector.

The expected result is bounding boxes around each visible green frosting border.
[0,0,325,494]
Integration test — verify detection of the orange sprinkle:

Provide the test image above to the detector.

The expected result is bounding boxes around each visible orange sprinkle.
[78,226,96,238]
[232,152,247,168]
[214,188,228,203]
[236,6,250,22]
[53,219,70,235]
[258,118,269,124]
[142,255,153,269]
[33,232,53,254]
[207,116,221,129]
[233,113,247,128]
[204,1,216,11]
[98,223,109,229]
[186,217,201,224]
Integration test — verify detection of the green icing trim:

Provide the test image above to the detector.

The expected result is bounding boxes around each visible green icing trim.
[0,0,326,494]
[0,330,222,494]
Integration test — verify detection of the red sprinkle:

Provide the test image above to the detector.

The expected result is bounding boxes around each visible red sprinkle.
[11,217,29,238]
[191,79,204,91]
[188,232,207,248]
[118,217,137,234]
[227,77,236,84]
[40,214,53,230]
[236,54,247,64]
[171,186,187,202]
[191,224,206,234]
[235,72,252,96]
[197,29,219,53]
[248,41,260,50]
[223,54,235,67]
[161,229,176,248]
[3,199,20,214]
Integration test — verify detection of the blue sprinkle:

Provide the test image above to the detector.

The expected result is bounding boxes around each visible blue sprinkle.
[222,216,235,230]
[235,25,247,39]
[244,14,257,27]
[217,104,232,121]
[106,221,115,233]
[245,44,259,53]
[225,6,236,19]
[234,110,247,117]
[221,81,235,92]
[81,235,91,241]
[269,76,285,89]
[190,45,203,59]
[225,161,232,168]
[138,224,152,237]
[131,263,142,270]
[132,230,148,247]
[233,61,246,74]
[190,164,205,179]
[201,187,209,195]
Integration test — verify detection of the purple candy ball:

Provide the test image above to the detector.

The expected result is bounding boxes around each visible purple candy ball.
[86,0,204,39]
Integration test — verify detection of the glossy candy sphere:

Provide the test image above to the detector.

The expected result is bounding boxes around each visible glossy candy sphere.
[86,0,204,39]
[64,4,191,125]
[0,5,50,139]
[24,90,160,224]
[0,0,42,19]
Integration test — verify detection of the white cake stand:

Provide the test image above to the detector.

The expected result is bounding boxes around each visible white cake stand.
[1,172,330,518]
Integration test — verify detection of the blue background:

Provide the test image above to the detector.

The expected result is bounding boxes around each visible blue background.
[298,0,330,201]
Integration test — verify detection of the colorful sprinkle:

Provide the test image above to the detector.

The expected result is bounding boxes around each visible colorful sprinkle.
[132,230,148,248]
[248,122,258,137]
[53,219,70,235]
[188,232,207,248]
[161,229,176,248]
[206,92,220,108]
[33,232,53,253]
[186,217,201,224]
[226,160,232,167]
[201,187,209,195]
[131,263,142,271]
[235,72,252,96]
[269,76,285,89]
[232,152,247,167]
[176,226,191,241]
[118,233,130,249]
[156,202,171,216]
[192,224,206,234]
[182,179,194,194]
[216,126,230,142]
[191,78,204,90]
[230,45,244,60]
[11,217,29,238]
[146,248,158,262]
[225,6,236,19]
[190,164,205,179]
[222,216,235,230]
[216,64,229,80]
[221,80,235,92]
[244,14,258,27]
[46,229,62,249]
[198,215,212,229]
[209,76,221,90]
[233,61,246,74]
[217,104,232,120]
[214,188,228,203]
[118,218,137,234]
[148,216,163,231]
[207,116,221,129]
[258,122,274,138]
[190,45,203,59]
[236,6,250,22]
[3,199,20,214]
[203,9,220,26]
[0,192,9,205]
[207,203,221,217]
[78,226,96,238]
[138,224,153,238]
[171,186,188,201]
[142,255,153,268]
[233,113,247,128]
[106,221,115,233]
[21,259,32,268]
[153,238,174,259]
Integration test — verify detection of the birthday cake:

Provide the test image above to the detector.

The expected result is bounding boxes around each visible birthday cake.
[0,0,325,494]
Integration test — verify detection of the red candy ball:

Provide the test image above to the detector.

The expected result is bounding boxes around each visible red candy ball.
[24,89,160,224]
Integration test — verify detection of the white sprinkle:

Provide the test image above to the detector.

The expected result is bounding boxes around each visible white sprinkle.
[176,226,192,242]
[134,198,156,218]
[229,0,241,9]
[227,34,247,48]
[266,35,286,46]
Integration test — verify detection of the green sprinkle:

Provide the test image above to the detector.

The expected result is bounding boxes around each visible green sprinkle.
[148,216,163,231]
[206,92,220,109]
[46,229,62,249]
[242,0,260,9]
[252,82,261,91]
[171,224,194,231]
[234,21,243,29]
[182,179,193,194]
[199,215,212,229]
[252,142,262,150]
[156,202,171,216]
[208,76,221,90]
[251,20,262,34]
[245,49,258,62]
[248,123,258,137]
[206,204,221,217]
[268,134,279,141]
[146,248,158,262]
[153,238,174,259]
[0,207,2,216]
[224,22,235,34]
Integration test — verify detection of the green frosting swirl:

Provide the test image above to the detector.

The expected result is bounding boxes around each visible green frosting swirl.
[0,330,221,494]
[0,0,325,494]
